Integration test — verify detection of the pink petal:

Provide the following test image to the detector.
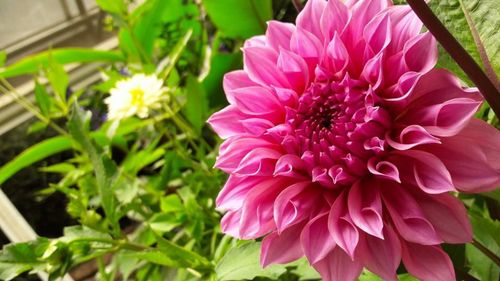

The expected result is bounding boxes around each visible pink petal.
[215,137,278,173]
[207,105,247,139]
[290,28,323,69]
[240,118,275,136]
[425,119,500,192]
[223,70,256,104]
[320,0,349,41]
[402,242,456,281]
[301,212,336,264]
[220,210,241,237]
[348,0,391,40]
[403,32,437,73]
[239,177,288,239]
[266,21,295,51]
[387,5,423,54]
[363,12,392,57]
[323,32,350,77]
[233,147,282,176]
[274,154,307,178]
[328,192,360,259]
[312,247,363,281]
[348,180,384,238]
[403,97,481,137]
[273,182,319,232]
[261,222,305,267]
[358,226,401,281]
[296,0,326,41]
[229,86,283,115]
[381,182,442,245]
[216,175,262,210]
[386,125,441,150]
[367,158,401,183]
[244,35,267,48]
[243,46,290,88]
[277,48,310,93]
[411,190,472,243]
[394,150,455,194]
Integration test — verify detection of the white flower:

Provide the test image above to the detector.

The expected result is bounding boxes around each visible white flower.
[105,74,167,121]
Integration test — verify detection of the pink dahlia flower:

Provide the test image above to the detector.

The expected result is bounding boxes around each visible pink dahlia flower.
[208,0,500,280]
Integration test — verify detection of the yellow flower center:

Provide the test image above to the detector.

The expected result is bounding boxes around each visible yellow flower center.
[130,88,145,107]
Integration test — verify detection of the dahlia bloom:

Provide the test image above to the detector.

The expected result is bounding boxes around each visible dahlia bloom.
[105,74,166,120]
[208,0,500,280]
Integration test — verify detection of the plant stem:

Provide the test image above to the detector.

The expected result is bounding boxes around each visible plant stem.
[0,79,68,136]
[406,0,500,118]
[471,238,500,267]
[458,0,500,92]
[291,0,303,12]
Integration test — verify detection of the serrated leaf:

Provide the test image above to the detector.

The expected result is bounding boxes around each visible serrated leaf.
[0,238,50,281]
[429,0,500,84]
[460,0,500,76]
[215,241,287,281]
[68,104,120,234]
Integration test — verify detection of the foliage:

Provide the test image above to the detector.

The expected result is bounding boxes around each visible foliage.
[0,0,498,280]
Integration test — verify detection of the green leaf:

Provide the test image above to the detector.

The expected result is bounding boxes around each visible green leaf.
[157,28,193,79]
[39,163,75,174]
[0,136,73,185]
[202,0,272,39]
[60,226,112,243]
[184,75,208,133]
[466,212,500,281]
[429,0,500,83]
[215,241,287,281]
[0,51,6,67]
[0,238,50,281]
[132,0,184,57]
[96,0,126,15]
[460,0,500,76]
[160,194,184,213]
[0,49,124,79]
[148,213,183,233]
[45,60,69,107]
[68,104,120,235]
[34,82,53,115]
[202,51,242,108]
[155,234,211,270]
[291,258,320,280]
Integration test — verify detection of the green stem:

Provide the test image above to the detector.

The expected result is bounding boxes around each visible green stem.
[0,79,68,136]
[471,238,500,267]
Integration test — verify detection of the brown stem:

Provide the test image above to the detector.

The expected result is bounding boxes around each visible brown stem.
[406,0,500,118]
[471,239,500,267]
[292,0,303,12]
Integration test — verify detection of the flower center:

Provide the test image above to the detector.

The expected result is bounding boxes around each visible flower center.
[283,76,391,188]
[130,88,145,107]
